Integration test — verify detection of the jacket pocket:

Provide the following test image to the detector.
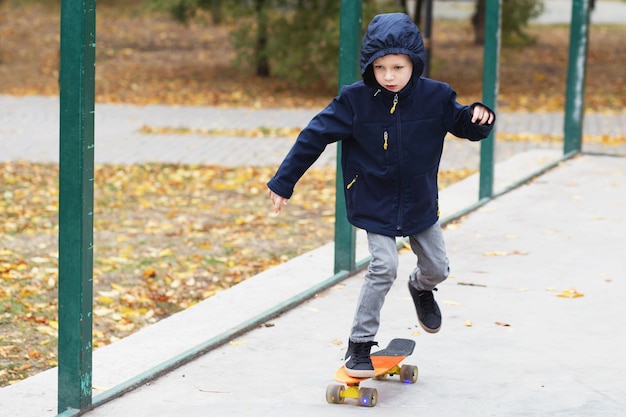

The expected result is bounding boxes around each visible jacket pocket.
[345,171,395,229]
[405,169,439,227]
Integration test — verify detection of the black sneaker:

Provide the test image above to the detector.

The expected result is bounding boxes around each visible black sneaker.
[344,340,378,378]
[408,283,442,333]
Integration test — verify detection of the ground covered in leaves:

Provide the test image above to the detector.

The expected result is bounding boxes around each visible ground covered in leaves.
[0,161,469,385]
[0,1,625,386]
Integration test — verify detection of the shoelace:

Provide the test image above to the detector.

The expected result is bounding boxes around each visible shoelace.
[418,289,438,313]
[349,341,378,363]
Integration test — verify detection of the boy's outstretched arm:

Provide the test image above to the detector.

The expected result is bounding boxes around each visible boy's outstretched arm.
[471,104,495,126]
[268,188,289,213]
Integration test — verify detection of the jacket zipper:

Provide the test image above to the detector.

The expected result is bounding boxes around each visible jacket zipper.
[394,97,403,232]
[346,174,358,189]
[389,94,398,114]
[383,131,388,150]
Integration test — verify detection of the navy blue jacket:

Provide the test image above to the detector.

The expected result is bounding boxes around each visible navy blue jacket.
[267,13,495,237]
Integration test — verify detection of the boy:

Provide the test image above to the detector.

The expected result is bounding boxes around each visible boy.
[267,13,495,378]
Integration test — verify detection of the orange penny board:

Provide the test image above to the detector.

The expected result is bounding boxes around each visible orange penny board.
[334,355,406,385]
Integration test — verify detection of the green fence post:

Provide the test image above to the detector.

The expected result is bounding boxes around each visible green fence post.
[334,0,362,274]
[479,0,501,200]
[58,0,96,414]
[563,0,590,155]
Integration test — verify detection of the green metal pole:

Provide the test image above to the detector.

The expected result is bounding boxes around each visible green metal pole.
[479,0,501,200]
[58,0,96,414]
[564,0,590,155]
[334,0,361,274]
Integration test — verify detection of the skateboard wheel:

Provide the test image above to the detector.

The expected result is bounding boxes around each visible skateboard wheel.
[400,364,418,384]
[325,384,345,404]
[358,387,378,407]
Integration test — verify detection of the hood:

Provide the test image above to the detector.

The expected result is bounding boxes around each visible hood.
[360,13,426,87]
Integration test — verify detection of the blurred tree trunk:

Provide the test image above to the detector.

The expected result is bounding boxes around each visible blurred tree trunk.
[472,0,545,46]
[211,1,222,24]
[254,0,270,77]
[400,0,424,25]
[472,0,486,45]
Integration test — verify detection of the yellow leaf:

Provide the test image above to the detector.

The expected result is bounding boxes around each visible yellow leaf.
[98,295,115,305]
[464,320,473,327]
[556,287,584,298]
[158,248,173,257]
[36,325,57,337]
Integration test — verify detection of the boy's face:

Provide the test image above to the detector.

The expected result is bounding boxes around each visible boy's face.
[372,54,413,93]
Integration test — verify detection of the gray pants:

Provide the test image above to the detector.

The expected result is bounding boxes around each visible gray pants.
[350,222,450,343]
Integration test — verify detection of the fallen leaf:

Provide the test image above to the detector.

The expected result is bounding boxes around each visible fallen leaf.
[556,287,584,298]
[142,268,157,278]
[483,250,528,257]
[36,326,57,337]
[495,321,511,327]
[483,251,509,256]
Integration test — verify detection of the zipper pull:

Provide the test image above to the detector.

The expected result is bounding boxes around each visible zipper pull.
[346,175,358,189]
[390,94,398,114]
[383,131,388,150]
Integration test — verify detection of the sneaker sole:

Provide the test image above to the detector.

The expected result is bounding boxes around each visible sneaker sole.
[344,368,376,378]
[418,319,441,334]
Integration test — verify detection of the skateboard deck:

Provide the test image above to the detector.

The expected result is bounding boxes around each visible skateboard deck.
[326,338,418,407]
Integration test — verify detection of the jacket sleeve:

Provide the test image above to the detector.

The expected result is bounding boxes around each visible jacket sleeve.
[267,88,354,199]
[443,88,496,141]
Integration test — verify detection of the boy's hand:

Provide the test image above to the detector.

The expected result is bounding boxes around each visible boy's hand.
[268,188,288,213]
[471,105,495,126]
